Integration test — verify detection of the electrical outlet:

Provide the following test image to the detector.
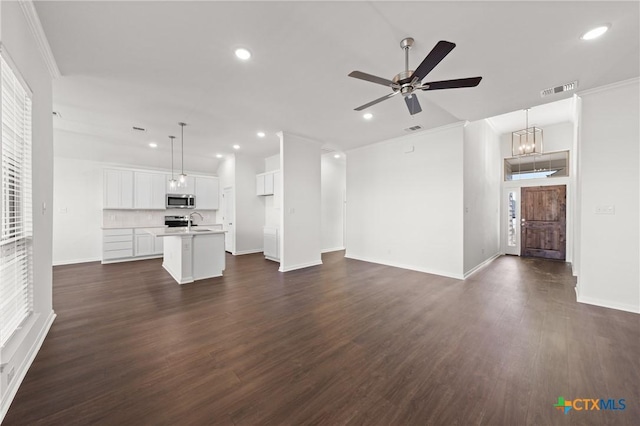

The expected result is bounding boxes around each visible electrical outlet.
[7,367,15,384]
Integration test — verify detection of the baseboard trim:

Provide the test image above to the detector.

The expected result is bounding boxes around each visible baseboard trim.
[463,253,500,278]
[344,253,464,280]
[278,260,323,272]
[1,310,56,423]
[162,263,193,285]
[234,249,264,255]
[577,295,640,314]
[53,257,101,266]
[101,254,163,265]
[321,247,345,254]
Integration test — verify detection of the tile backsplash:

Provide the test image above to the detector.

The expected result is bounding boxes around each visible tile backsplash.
[103,209,218,228]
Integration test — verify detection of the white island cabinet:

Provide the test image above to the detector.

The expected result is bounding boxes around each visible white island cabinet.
[147,228,226,284]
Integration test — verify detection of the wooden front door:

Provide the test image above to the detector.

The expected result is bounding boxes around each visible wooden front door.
[521,185,566,260]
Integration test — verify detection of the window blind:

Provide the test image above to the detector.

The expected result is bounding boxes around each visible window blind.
[0,51,33,348]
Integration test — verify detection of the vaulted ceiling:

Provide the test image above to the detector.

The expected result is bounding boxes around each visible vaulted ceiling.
[35,1,639,164]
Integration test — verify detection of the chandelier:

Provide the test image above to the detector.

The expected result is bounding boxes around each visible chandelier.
[512,108,543,156]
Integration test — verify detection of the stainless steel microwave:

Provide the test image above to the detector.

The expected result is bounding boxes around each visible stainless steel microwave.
[166,194,196,209]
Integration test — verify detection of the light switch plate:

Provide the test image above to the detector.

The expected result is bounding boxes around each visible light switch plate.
[595,205,615,215]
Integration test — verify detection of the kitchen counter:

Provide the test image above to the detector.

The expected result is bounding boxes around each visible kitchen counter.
[145,227,226,284]
[146,227,225,237]
[101,224,222,230]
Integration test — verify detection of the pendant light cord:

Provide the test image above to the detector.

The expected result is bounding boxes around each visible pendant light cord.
[179,122,186,176]
[169,136,175,180]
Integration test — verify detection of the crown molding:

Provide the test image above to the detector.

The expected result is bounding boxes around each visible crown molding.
[18,0,61,79]
[577,76,639,98]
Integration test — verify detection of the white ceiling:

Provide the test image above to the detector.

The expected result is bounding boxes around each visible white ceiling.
[35,1,639,166]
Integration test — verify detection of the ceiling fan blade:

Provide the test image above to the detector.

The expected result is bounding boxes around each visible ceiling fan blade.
[354,92,398,111]
[411,40,456,82]
[404,95,422,115]
[420,76,482,91]
[348,71,396,88]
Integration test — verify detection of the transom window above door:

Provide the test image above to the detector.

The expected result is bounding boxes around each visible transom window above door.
[504,150,569,181]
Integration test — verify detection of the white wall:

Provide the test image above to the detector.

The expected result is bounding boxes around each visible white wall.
[53,158,103,264]
[264,153,280,229]
[577,79,639,313]
[463,120,500,275]
[499,121,574,160]
[234,153,264,254]
[279,132,322,271]
[216,155,235,229]
[321,153,346,252]
[346,123,465,279]
[0,2,55,420]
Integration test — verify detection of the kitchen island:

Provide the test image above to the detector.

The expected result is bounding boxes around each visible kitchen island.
[146,227,226,284]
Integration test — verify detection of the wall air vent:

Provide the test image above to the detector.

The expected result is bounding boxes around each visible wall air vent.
[541,80,578,98]
[132,126,147,132]
[404,125,422,132]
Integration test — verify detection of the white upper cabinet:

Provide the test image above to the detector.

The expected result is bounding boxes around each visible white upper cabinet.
[104,169,134,209]
[256,174,266,196]
[256,171,276,196]
[167,175,195,195]
[134,172,167,209]
[195,176,219,210]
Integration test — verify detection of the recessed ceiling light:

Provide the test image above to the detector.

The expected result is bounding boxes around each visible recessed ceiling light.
[363,113,373,120]
[235,48,251,60]
[257,131,266,138]
[334,154,340,159]
[233,144,240,150]
[216,154,223,158]
[581,25,610,40]
[148,142,158,148]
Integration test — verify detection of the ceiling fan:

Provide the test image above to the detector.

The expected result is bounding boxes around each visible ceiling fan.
[348,37,482,115]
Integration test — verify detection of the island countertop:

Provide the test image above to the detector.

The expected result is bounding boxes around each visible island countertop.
[146,227,226,237]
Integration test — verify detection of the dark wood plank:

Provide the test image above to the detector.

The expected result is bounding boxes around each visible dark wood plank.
[4,253,639,425]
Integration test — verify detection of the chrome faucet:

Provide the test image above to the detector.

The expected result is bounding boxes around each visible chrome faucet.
[187,211,203,231]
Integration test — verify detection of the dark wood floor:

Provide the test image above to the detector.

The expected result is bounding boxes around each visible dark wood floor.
[4,252,639,425]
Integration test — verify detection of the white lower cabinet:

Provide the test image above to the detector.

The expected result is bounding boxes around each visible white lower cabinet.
[103,228,164,263]
[134,234,154,256]
[103,229,133,261]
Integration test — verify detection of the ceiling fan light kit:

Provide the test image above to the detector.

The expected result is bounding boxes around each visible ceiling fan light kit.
[348,37,482,115]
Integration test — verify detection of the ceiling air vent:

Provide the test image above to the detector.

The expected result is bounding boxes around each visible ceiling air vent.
[404,125,422,132]
[132,126,147,132]
[541,80,578,98]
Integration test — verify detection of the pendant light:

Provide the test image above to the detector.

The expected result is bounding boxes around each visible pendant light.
[178,122,188,186]
[512,108,543,157]
[168,136,177,189]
